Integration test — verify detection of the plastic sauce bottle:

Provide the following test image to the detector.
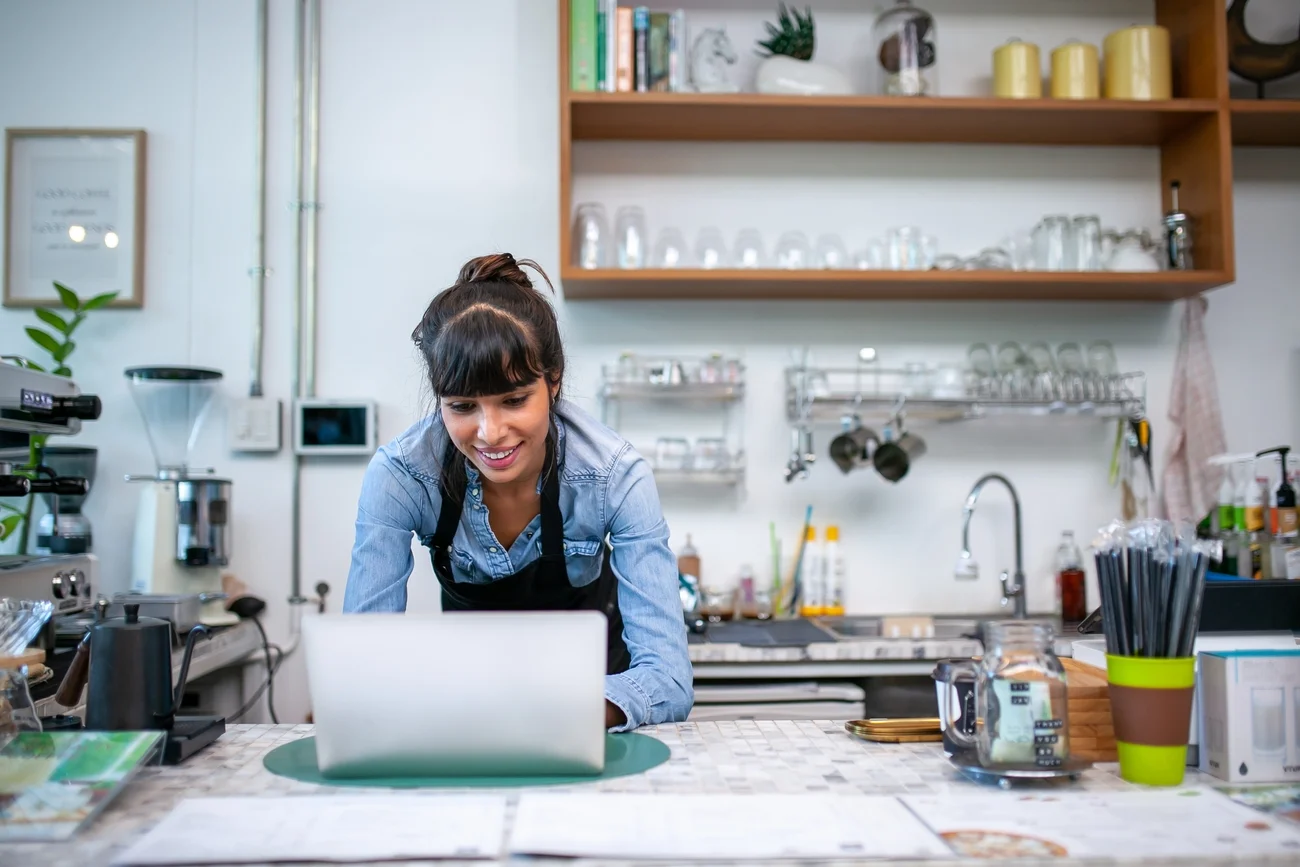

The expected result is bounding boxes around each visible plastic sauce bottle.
[823,525,846,617]
[798,526,823,618]
[1055,531,1087,624]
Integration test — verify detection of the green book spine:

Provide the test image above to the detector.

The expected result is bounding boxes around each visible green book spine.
[570,0,598,92]
[649,12,669,92]
[596,8,608,91]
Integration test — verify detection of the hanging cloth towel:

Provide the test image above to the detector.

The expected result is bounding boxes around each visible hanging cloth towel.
[1161,295,1227,523]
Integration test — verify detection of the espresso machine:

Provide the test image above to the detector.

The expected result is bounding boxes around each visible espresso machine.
[0,361,101,615]
[36,446,96,555]
[125,366,237,627]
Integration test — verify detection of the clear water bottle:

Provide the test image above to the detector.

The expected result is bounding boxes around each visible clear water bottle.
[1055,531,1086,623]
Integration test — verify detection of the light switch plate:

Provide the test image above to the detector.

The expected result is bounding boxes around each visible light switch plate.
[229,397,282,453]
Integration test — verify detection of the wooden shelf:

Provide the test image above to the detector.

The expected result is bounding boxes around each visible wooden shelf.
[568,93,1221,147]
[559,268,1230,302]
[1230,100,1300,146]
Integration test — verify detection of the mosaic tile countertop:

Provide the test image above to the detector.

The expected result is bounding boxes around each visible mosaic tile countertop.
[7,722,1290,867]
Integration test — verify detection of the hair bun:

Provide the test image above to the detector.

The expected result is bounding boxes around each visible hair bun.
[457,253,530,289]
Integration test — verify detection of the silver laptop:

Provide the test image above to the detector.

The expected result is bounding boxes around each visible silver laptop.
[303,611,608,778]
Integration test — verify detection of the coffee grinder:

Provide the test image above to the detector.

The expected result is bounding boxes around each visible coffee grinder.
[125,366,237,627]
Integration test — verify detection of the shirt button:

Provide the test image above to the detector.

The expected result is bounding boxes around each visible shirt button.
[489,546,498,554]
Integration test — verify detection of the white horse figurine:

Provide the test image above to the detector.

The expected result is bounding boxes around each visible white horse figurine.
[690,27,739,93]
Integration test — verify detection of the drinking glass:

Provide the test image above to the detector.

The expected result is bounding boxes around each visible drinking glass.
[1027,341,1058,399]
[614,206,647,269]
[968,342,996,397]
[654,437,691,471]
[902,362,932,397]
[1002,230,1036,271]
[1072,214,1102,271]
[733,229,766,268]
[1087,339,1119,400]
[1033,215,1071,271]
[1026,341,1056,373]
[700,585,736,623]
[886,226,925,270]
[1087,340,1118,376]
[654,227,689,268]
[920,234,940,270]
[1056,342,1085,373]
[1056,342,1086,401]
[692,437,730,471]
[814,234,849,269]
[695,227,729,269]
[855,239,886,270]
[996,341,1026,374]
[570,202,609,269]
[774,231,812,269]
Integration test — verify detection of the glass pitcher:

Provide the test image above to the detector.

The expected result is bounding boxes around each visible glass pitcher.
[0,667,43,736]
[941,621,1070,768]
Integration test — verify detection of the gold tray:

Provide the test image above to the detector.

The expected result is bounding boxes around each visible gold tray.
[845,719,943,743]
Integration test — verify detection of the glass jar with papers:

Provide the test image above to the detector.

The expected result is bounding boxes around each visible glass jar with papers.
[941,621,1070,769]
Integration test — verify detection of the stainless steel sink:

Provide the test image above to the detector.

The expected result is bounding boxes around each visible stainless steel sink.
[816,615,1062,642]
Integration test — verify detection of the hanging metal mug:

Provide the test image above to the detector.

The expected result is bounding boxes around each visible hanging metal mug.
[829,413,880,474]
[873,416,927,483]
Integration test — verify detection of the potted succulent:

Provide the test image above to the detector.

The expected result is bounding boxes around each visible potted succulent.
[754,3,852,96]
[1,282,116,553]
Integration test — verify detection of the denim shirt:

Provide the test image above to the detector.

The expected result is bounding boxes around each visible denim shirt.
[342,400,693,731]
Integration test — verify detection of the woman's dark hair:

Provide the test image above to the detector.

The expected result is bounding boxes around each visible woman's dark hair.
[412,253,564,493]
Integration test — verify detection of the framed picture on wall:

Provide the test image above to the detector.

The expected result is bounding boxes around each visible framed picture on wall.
[3,128,146,308]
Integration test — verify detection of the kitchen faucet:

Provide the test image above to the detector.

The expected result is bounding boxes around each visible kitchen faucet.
[957,473,1028,620]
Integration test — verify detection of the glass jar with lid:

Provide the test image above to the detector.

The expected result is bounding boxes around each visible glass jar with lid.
[872,0,939,96]
[941,621,1070,769]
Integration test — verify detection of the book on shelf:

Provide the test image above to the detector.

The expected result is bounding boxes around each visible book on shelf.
[615,6,634,91]
[571,4,690,94]
[570,0,598,91]
[634,6,649,92]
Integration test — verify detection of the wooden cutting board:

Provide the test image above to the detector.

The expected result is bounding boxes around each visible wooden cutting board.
[1064,658,1118,762]
[0,647,44,669]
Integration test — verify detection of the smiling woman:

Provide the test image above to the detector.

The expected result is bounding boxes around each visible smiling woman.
[342,253,693,732]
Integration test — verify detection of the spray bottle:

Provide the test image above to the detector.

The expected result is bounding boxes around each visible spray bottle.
[1208,454,1247,574]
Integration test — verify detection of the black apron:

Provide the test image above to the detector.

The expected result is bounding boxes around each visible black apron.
[420,443,631,675]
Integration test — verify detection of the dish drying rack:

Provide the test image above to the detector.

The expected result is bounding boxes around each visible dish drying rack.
[599,353,746,487]
[784,363,1147,425]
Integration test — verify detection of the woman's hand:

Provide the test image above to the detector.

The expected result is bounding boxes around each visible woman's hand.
[605,700,627,729]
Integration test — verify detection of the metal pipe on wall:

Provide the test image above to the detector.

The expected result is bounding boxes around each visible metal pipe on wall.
[248,0,269,398]
[304,0,321,401]
[288,0,308,605]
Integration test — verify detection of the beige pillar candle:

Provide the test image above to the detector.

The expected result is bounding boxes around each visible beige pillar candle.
[1051,40,1100,99]
[993,38,1042,98]
[1103,25,1172,100]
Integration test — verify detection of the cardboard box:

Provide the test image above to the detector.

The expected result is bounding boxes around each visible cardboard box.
[1198,649,1300,783]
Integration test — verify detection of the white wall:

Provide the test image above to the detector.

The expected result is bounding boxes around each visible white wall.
[2,0,1297,723]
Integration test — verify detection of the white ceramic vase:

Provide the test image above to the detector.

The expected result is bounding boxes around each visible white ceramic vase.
[755,55,852,96]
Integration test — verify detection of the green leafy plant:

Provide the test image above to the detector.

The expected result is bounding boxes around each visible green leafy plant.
[757,3,815,61]
[1,282,116,551]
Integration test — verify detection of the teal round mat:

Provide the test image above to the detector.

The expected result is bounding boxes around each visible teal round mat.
[263,733,669,788]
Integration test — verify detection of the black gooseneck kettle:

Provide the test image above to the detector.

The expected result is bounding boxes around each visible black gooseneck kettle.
[57,603,210,730]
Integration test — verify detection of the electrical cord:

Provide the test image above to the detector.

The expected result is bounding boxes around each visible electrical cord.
[249,616,280,724]
[227,616,282,724]
[228,641,283,723]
